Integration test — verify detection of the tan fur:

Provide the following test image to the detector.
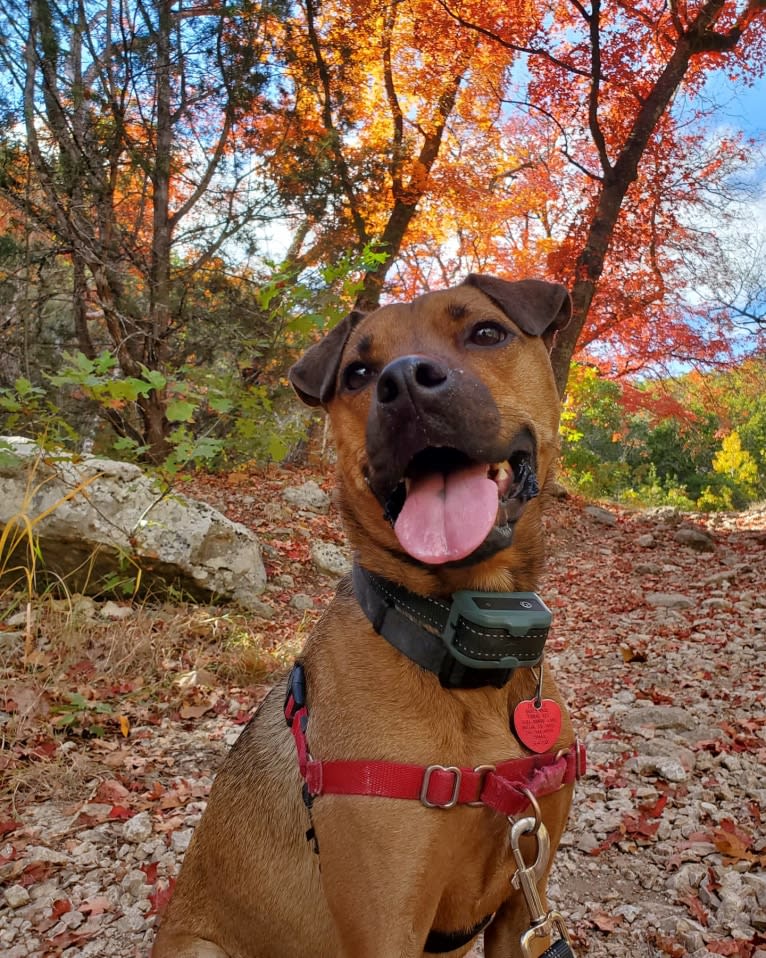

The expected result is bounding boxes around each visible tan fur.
[152,281,575,958]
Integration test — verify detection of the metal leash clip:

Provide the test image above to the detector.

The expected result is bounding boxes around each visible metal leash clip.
[509,793,576,958]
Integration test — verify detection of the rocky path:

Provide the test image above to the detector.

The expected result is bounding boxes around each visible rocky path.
[1,488,765,958]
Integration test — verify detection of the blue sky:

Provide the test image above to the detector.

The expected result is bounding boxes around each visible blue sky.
[702,69,766,187]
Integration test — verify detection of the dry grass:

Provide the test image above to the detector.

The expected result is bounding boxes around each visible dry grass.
[0,457,332,810]
[0,587,305,807]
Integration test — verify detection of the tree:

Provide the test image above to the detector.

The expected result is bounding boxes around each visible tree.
[253,0,508,306]
[0,0,285,460]
[438,0,766,393]
[254,0,765,394]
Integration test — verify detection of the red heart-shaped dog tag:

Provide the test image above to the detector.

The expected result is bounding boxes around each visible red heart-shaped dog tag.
[513,698,562,754]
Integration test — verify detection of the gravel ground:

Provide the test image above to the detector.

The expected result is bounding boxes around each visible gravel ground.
[2,498,765,957]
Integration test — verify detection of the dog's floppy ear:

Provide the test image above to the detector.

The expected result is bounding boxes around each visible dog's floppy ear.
[462,274,571,350]
[288,310,366,407]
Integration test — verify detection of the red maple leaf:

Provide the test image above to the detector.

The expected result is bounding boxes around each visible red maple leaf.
[148,876,177,917]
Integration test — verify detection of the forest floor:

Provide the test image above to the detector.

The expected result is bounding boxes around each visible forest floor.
[1,463,765,958]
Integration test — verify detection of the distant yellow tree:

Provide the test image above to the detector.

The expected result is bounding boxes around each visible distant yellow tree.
[713,431,759,496]
[698,430,760,510]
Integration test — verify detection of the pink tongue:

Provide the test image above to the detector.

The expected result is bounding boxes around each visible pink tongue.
[393,464,498,564]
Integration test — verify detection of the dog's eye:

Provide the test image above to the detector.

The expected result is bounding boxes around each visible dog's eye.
[468,322,509,347]
[343,362,375,391]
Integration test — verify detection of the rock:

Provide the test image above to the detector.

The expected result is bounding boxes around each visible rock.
[60,909,85,929]
[115,905,149,933]
[290,593,314,611]
[170,828,194,853]
[576,833,600,853]
[0,437,267,608]
[122,811,153,843]
[667,863,708,894]
[620,705,698,732]
[99,601,134,620]
[636,533,655,548]
[614,904,641,923]
[121,869,150,898]
[247,598,275,620]
[645,506,682,525]
[674,526,716,552]
[625,736,695,781]
[655,759,689,782]
[702,597,729,610]
[585,505,618,526]
[282,480,331,514]
[3,884,30,908]
[645,592,694,609]
[744,874,766,909]
[25,844,70,864]
[310,540,352,577]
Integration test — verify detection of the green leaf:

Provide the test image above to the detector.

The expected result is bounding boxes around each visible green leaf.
[93,351,118,375]
[267,433,288,461]
[166,399,197,422]
[208,396,234,414]
[139,366,167,392]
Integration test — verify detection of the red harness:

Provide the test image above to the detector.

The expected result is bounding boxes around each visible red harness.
[284,666,585,817]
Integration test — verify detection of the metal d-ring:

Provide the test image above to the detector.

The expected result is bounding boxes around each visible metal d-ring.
[519,787,542,832]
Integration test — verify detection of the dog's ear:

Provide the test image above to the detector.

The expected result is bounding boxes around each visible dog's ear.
[462,274,571,350]
[288,310,366,407]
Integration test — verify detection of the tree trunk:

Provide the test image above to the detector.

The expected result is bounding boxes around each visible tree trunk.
[550,46,694,394]
[355,39,471,311]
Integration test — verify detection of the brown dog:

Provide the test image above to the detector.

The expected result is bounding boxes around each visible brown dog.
[152,274,581,958]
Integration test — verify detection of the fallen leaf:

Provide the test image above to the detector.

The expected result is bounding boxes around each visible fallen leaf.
[590,909,624,932]
[179,701,215,719]
[94,779,130,804]
[51,898,72,918]
[148,876,176,917]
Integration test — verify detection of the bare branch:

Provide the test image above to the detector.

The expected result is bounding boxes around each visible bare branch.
[436,0,592,78]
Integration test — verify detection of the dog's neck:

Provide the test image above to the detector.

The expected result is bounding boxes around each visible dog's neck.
[340,492,548,598]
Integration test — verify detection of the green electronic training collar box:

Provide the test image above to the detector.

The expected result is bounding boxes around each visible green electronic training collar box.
[442,591,552,671]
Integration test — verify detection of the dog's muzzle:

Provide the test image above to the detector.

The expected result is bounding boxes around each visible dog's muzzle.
[365,357,540,566]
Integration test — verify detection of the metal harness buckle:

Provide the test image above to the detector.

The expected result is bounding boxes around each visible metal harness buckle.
[468,764,496,807]
[420,765,462,808]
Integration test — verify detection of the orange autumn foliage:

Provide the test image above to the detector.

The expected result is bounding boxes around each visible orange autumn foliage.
[251,0,765,388]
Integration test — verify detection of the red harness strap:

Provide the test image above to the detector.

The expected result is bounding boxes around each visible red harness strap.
[285,681,585,817]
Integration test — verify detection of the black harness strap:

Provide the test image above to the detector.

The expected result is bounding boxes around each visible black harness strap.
[424,912,495,952]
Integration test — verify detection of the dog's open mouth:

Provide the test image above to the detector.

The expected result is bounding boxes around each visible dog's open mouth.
[382,430,539,565]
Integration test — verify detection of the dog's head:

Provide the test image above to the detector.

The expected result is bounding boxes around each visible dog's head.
[289,274,571,593]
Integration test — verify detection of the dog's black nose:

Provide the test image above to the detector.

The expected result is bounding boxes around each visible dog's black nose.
[377,356,449,405]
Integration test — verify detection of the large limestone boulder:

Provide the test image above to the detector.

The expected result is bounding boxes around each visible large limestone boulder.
[0,438,266,607]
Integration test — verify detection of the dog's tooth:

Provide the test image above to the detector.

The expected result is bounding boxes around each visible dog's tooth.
[495,465,510,481]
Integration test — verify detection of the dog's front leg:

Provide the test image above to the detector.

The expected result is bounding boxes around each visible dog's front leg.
[484,786,575,958]
[312,797,444,958]
[151,931,231,958]
[483,887,553,958]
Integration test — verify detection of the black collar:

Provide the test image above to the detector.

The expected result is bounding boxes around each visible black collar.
[351,564,549,690]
